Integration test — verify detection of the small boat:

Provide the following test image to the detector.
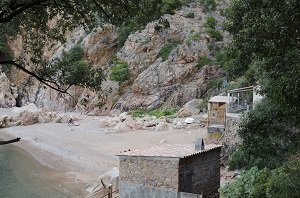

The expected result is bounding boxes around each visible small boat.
[0,137,21,145]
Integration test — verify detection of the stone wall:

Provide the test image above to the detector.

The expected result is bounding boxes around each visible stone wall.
[179,148,221,198]
[119,156,179,191]
[119,147,221,198]
[222,114,242,160]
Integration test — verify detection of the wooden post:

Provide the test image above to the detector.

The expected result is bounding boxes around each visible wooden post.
[108,185,112,198]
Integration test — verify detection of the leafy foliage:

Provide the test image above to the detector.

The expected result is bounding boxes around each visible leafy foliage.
[131,108,178,118]
[196,56,212,68]
[230,98,300,169]
[205,16,217,29]
[158,40,180,61]
[185,12,195,18]
[208,78,223,89]
[186,32,202,45]
[110,58,129,82]
[37,45,104,91]
[206,28,223,41]
[222,159,300,198]
[223,0,300,106]
[200,0,217,12]
[222,0,300,170]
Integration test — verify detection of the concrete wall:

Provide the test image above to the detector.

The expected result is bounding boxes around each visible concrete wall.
[178,148,221,198]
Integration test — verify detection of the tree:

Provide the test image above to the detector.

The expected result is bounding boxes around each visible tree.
[222,0,300,168]
[0,0,184,93]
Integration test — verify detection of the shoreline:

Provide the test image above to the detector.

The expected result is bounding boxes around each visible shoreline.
[0,132,86,197]
[1,114,207,195]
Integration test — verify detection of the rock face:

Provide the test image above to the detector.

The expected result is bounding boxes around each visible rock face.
[0,72,16,108]
[3,2,227,113]
[114,3,226,111]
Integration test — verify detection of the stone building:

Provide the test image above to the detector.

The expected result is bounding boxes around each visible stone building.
[117,144,222,198]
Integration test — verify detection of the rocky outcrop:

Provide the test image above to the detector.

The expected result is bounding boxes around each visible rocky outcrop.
[3,2,227,113]
[0,72,16,108]
[83,25,118,67]
[114,3,226,110]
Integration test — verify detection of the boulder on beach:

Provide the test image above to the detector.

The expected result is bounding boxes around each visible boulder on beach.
[16,110,39,126]
[155,122,173,132]
[176,99,203,118]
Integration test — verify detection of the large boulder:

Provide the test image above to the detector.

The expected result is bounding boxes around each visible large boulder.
[16,111,39,126]
[176,99,203,118]
[155,122,174,132]
[0,115,15,128]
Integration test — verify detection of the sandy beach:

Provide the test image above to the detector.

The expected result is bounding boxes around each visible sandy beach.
[0,112,207,195]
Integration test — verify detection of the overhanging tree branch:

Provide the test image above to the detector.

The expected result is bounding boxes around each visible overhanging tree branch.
[0,0,47,23]
[0,60,70,93]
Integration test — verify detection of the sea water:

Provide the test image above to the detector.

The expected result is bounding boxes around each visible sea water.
[0,144,73,198]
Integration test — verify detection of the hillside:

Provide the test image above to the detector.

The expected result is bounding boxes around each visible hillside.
[0,1,228,115]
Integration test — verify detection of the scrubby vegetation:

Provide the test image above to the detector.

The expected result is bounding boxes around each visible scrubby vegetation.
[110,58,130,82]
[222,160,300,198]
[131,108,178,118]
[186,32,202,45]
[206,28,223,41]
[196,56,213,68]
[116,0,188,48]
[185,12,195,18]
[205,16,217,29]
[37,45,104,92]
[158,40,180,61]
[200,0,217,12]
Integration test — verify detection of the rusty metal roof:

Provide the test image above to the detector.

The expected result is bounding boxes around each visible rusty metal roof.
[116,144,222,158]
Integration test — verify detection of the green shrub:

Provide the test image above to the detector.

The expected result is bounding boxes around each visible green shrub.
[185,12,195,18]
[161,0,183,14]
[196,56,212,68]
[131,108,178,118]
[206,28,223,41]
[228,97,300,170]
[208,78,223,89]
[205,16,217,29]
[221,159,300,198]
[228,148,250,170]
[117,25,136,48]
[200,0,217,12]
[110,59,129,82]
[186,32,202,44]
[158,41,180,61]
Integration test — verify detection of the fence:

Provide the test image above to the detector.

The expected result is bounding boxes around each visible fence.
[84,185,119,198]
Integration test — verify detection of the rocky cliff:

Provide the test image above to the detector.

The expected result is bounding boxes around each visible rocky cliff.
[1,2,228,114]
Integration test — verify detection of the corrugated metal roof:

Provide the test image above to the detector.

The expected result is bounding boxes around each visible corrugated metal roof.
[208,96,228,103]
[116,144,222,158]
[227,86,253,93]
